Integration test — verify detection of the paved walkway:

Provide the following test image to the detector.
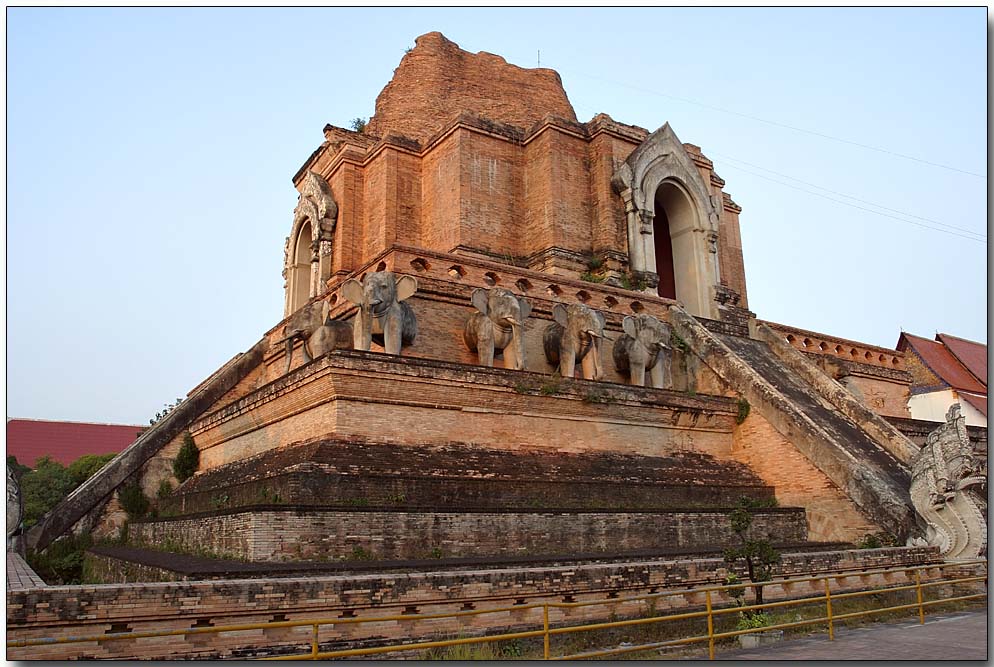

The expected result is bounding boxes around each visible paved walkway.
[6,553,46,590]
[707,609,987,661]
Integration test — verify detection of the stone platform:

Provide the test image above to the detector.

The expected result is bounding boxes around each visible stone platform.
[190,350,739,469]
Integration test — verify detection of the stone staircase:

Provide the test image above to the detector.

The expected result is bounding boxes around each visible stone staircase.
[669,305,917,540]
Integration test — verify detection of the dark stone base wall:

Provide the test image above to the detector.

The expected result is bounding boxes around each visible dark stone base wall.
[130,507,808,562]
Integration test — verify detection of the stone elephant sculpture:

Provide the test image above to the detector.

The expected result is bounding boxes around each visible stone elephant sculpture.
[612,313,672,388]
[281,299,353,374]
[463,287,533,370]
[543,303,606,380]
[342,271,418,355]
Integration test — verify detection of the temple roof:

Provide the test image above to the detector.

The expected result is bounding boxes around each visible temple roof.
[897,332,987,395]
[936,332,987,388]
[7,418,142,467]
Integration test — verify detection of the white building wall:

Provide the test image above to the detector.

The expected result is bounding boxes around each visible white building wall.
[908,388,987,427]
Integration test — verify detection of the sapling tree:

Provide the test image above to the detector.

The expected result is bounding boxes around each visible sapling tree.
[723,497,781,620]
[173,432,200,483]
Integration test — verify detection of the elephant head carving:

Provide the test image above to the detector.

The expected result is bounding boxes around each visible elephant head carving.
[342,271,418,355]
[543,303,606,380]
[612,313,672,388]
[463,287,533,370]
[281,299,353,374]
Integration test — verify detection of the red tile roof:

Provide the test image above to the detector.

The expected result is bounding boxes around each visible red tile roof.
[6,419,143,468]
[960,392,988,417]
[936,333,987,389]
[898,332,987,395]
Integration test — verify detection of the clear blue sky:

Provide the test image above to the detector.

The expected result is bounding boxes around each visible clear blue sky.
[7,7,987,424]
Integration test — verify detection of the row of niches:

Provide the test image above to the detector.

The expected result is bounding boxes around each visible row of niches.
[783,333,902,368]
[408,255,656,314]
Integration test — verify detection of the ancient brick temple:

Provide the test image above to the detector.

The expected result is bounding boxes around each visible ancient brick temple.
[26,31,972,572]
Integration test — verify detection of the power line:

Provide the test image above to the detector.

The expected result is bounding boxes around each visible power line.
[566,88,985,243]
[560,69,986,180]
[710,152,986,239]
[720,162,986,244]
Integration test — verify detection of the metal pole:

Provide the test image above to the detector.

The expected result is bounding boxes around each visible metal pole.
[706,589,715,660]
[543,605,550,660]
[915,570,925,625]
[824,578,834,641]
[312,624,319,659]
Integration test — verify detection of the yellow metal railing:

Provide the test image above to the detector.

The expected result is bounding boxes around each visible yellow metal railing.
[7,559,986,660]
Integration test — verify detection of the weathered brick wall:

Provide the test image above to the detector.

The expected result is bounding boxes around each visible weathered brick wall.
[732,410,879,542]
[841,374,912,419]
[586,131,634,262]
[10,546,941,660]
[459,130,523,258]
[84,552,187,583]
[129,507,807,562]
[366,31,576,145]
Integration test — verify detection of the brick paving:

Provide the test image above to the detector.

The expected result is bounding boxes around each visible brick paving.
[707,609,987,661]
[6,553,46,590]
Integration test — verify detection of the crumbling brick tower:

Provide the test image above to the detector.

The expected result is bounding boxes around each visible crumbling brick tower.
[283,31,749,326]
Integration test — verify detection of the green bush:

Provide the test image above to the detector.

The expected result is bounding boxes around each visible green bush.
[736,612,773,631]
[68,453,116,487]
[156,480,174,500]
[28,533,91,585]
[173,432,199,482]
[118,483,150,520]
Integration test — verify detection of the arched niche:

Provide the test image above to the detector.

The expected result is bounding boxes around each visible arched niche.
[288,220,314,314]
[611,123,721,319]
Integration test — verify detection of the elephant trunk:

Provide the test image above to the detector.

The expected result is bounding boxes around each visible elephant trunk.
[284,335,296,375]
[584,330,605,381]
[506,319,526,370]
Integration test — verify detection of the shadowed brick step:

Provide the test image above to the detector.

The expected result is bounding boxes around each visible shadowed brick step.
[163,438,776,515]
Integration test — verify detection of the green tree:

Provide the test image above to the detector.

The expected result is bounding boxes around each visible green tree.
[723,497,781,618]
[20,456,75,528]
[173,432,200,483]
[67,453,116,487]
[7,454,30,480]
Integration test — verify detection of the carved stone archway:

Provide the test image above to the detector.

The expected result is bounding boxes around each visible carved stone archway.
[282,171,339,316]
[612,124,721,319]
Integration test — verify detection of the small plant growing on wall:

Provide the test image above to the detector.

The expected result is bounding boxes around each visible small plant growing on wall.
[736,398,751,425]
[349,117,367,133]
[156,480,173,500]
[173,432,200,483]
[118,483,150,520]
[723,497,781,619]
